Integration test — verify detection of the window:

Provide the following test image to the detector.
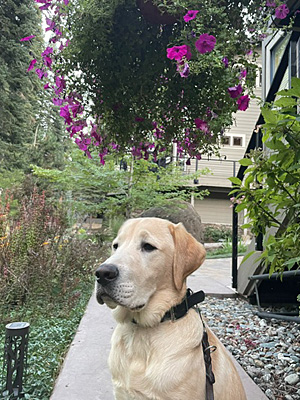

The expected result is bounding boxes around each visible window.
[233,136,243,146]
[222,136,230,145]
[270,35,290,93]
[221,135,245,147]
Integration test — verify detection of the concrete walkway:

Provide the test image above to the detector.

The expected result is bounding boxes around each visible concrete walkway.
[50,257,267,400]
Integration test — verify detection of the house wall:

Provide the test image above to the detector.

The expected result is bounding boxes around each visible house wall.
[194,197,232,224]
[184,86,262,189]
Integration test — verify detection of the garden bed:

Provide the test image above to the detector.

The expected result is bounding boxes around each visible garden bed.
[0,282,94,400]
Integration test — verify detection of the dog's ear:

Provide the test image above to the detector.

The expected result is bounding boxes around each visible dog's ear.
[169,223,206,291]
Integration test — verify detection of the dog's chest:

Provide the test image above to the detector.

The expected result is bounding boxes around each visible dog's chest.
[109,321,205,399]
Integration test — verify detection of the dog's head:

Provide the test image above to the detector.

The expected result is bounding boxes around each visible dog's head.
[95,217,206,320]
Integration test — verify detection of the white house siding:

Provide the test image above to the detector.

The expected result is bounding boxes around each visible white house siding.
[194,197,244,225]
[185,86,262,188]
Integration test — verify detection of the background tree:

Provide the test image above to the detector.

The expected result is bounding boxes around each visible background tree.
[32,149,209,221]
[0,0,66,182]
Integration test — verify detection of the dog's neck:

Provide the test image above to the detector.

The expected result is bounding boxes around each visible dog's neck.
[113,286,187,328]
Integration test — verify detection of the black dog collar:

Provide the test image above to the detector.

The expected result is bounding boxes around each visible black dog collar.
[161,289,205,322]
[132,289,205,325]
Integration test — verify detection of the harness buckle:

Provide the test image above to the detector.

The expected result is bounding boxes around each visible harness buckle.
[204,345,217,354]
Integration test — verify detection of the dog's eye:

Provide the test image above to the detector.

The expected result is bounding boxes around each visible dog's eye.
[142,243,157,252]
[113,243,118,250]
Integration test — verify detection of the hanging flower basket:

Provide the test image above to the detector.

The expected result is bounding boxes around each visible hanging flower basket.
[136,0,180,24]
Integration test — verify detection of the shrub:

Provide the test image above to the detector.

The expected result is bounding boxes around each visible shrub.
[203,225,232,243]
[0,188,100,309]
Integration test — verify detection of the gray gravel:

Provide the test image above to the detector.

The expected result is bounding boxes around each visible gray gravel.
[201,297,300,400]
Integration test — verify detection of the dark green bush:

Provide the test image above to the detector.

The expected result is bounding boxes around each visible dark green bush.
[203,225,232,243]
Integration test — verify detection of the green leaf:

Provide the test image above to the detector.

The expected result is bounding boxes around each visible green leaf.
[283,257,300,267]
[241,223,252,229]
[235,203,247,212]
[239,158,252,167]
[274,97,296,108]
[228,177,242,185]
[261,107,277,124]
[240,250,256,265]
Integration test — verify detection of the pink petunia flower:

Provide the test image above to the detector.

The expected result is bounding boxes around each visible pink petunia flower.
[167,45,192,61]
[275,4,289,19]
[237,95,250,111]
[183,10,199,22]
[228,84,243,99]
[20,35,35,41]
[27,59,37,72]
[195,34,216,54]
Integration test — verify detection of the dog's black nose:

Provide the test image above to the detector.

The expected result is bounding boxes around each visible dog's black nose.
[95,264,119,286]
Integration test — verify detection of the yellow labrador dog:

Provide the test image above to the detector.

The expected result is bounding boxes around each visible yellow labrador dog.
[95,217,246,400]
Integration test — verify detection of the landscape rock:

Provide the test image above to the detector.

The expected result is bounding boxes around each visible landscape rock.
[139,201,204,242]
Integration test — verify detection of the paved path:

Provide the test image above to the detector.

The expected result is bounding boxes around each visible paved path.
[50,257,267,400]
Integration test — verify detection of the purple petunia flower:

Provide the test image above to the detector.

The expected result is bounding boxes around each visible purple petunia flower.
[53,98,64,106]
[35,68,47,79]
[222,57,229,68]
[195,34,216,54]
[44,56,52,68]
[228,84,243,99]
[183,10,199,22]
[60,105,72,124]
[195,118,209,133]
[167,45,192,61]
[27,59,37,72]
[39,3,52,11]
[177,61,190,78]
[20,35,35,41]
[239,69,247,80]
[237,95,250,111]
[266,1,276,6]
[41,47,53,56]
[275,4,289,19]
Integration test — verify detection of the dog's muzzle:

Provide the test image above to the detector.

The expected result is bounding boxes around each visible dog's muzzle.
[95,263,119,287]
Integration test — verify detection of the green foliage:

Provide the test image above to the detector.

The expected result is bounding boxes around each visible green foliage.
[206,240,247,259]
[0,187,100,307]
[0,0,67,174]
[0,282,94,400]
[63,0,260,156]
[32,149,209,219]
[231,77,300,275]
[203,225,232,243]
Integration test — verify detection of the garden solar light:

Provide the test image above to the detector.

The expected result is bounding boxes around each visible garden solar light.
[2,322,30,399]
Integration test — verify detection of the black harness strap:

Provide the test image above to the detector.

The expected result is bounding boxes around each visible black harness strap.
[202,329,216,400]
